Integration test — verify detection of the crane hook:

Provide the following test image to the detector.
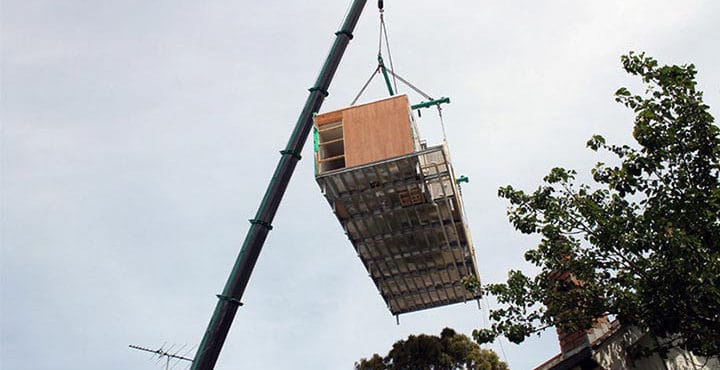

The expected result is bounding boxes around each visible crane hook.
[378,0,384,10]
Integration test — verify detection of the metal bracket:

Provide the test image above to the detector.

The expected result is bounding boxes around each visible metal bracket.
[248,219,273,230]
[411,97,451,110]
[334,30,354,39]
[308,86,329,97]
[216,294,244,306]
[456,175,469,184]
[280,149,302,161]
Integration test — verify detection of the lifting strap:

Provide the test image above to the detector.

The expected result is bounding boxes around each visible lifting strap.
[349,0,451,142]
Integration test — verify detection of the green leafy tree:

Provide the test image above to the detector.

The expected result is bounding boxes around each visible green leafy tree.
[356,354,387,370]
[355,328,509,370]
[472,52,720,359]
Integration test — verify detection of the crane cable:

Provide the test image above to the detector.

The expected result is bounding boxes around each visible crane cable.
[437,102,448,143]
[377,1,398,94]
[350,0,448,143]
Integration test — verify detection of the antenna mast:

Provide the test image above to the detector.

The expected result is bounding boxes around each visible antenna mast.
[129,344,194,370]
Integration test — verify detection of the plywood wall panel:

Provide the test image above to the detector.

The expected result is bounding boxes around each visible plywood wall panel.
[313,95,415,173]
[343,95,414,167]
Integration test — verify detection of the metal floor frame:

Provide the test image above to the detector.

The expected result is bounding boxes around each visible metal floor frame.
[316,144,481,315]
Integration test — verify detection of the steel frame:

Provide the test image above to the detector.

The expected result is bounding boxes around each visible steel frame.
[316,145,481,314]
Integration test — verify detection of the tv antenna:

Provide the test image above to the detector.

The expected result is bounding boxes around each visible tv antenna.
[129,343,195,370]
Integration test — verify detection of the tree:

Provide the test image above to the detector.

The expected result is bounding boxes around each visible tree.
[470,52,720,359]
[355,328,509,370]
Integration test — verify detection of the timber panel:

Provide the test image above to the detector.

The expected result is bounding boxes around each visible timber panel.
[342,95,414,167]
[313,95,415,174]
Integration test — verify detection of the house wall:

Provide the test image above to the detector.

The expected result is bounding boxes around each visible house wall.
[592,326,720,370]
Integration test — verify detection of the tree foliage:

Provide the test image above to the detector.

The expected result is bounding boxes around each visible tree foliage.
[355,328,509,370]
[473,52,720,358]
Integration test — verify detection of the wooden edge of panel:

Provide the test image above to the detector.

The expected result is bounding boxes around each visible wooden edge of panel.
[314,110,343,126]
[314,94,411,127]
[350,94,409,111]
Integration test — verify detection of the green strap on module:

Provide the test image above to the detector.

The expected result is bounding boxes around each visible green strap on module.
[378,54,395,96]
[313,127,319,174]
[313,127,319,153]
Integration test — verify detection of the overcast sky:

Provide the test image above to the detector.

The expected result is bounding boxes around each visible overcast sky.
[2,1,719,369]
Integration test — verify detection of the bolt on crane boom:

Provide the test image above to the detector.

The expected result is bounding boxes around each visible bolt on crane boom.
[190,1,368,369]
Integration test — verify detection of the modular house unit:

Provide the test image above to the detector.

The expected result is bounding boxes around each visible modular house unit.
[313,95,481,315]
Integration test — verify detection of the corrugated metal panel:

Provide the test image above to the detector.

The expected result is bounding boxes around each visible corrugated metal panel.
[316,145,481,315]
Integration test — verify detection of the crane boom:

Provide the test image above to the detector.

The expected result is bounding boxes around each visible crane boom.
[190,1,368,368]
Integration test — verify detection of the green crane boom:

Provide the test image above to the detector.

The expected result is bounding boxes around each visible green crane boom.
[190,1,368,369]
